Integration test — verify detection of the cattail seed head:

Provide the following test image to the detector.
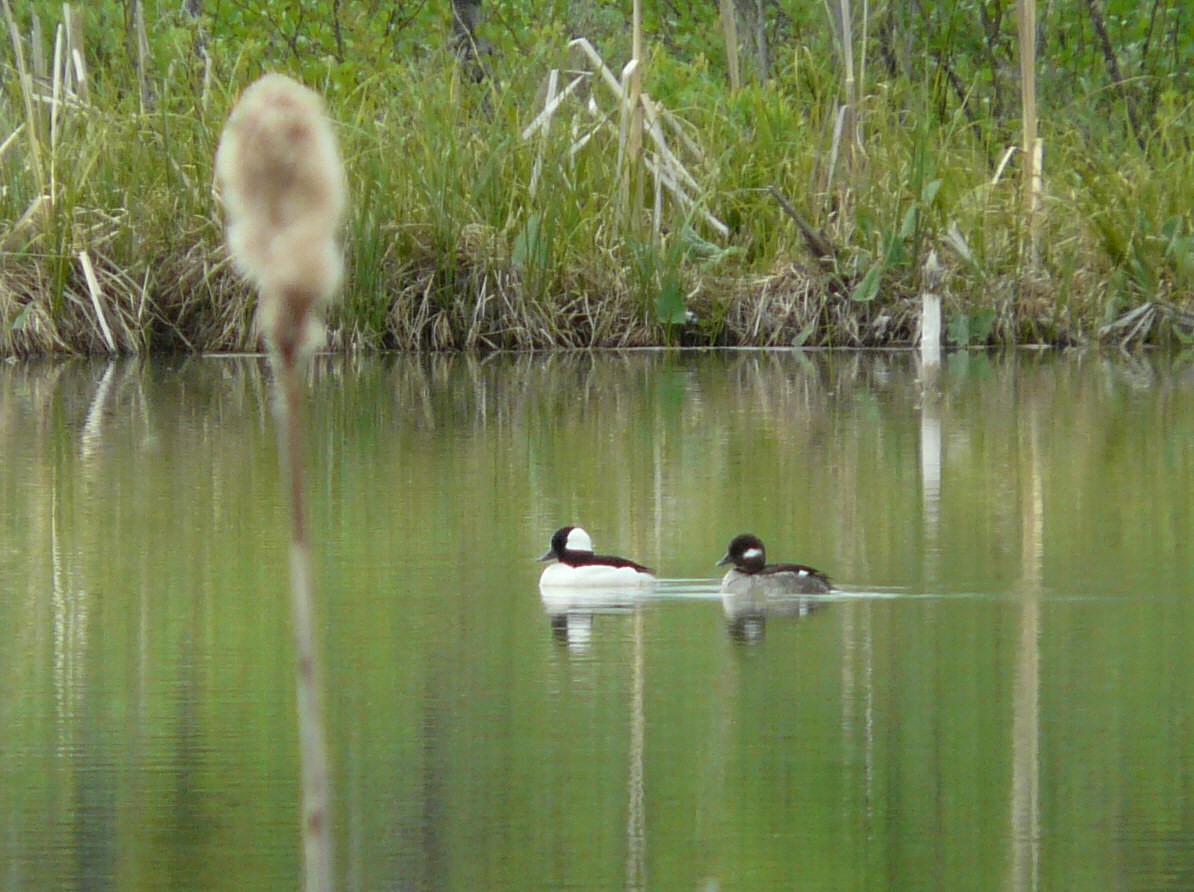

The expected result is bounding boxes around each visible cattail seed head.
[215,74,347,359]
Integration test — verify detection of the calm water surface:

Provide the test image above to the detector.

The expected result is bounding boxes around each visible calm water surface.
[2,350,1192,891]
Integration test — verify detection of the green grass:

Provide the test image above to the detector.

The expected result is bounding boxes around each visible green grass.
[2,6,1193,355]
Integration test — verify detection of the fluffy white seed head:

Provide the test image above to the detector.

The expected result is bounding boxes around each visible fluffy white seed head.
[215,73,347,357]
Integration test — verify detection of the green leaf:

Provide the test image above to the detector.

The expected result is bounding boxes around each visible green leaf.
[921,178,943,207]
[1129,256,1156,298]
[1160,214,1182,243]
[1168,236,1194,284]
[856,208,876,240]
[851,264,882,302]
[681,224,721,261]
[10,303,34,332]
[899,205,918,240]
[969,309,995,343]
[681,225,741,270]
[512,213,548,271]
[947,313,971,346]
[654,278,687,325]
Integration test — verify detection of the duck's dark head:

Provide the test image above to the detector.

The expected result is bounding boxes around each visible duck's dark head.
[717,533,767,574]
[539,525,595,562]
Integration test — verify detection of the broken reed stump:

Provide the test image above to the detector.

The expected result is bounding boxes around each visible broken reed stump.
[920,248,944,388]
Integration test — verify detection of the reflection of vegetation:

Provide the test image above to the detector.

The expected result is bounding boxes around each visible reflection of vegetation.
[3,2,1194,353]
[2,353,1194,887]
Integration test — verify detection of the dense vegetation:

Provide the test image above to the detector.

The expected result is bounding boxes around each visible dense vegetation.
[2,0,1193,354]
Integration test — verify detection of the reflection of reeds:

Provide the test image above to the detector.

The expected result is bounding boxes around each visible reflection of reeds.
[216,73,345,892]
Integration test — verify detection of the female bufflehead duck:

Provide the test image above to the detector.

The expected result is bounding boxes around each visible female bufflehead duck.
[538,526,656,589]
[717,533,831,595]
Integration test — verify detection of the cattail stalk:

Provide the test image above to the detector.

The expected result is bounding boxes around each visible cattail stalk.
[718,0,741,91]
[215,73,346,892]
[1018,0,1040,262]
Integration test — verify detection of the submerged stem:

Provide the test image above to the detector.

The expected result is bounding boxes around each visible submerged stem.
[274,351,333,892]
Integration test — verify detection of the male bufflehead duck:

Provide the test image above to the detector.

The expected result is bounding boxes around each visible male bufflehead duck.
[716,533,832,595]
[538,526,656,589]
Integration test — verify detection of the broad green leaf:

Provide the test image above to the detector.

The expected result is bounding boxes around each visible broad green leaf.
[900,206,918,240]
[851,264,882,303]
[10,303,34,332]
[512,213,548,271]
[947,313,971,346]
[654,278,687,325]
[922,178,943,207]
[969,309,995,343]
[1168,236,1194,284]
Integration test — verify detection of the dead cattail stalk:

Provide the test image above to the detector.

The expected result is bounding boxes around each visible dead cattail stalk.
[825,0,861,187]
[718,0,741,91]
[625,0,644,224]
[78,250,117,354]
[618,0,645,228]
[527,68,560,197]
[63,4,88,104]
[215,72,346,892]
[1017,0,1040,262]
[2,0,46,191]
[132,0,152,111]
[617,58,640,225]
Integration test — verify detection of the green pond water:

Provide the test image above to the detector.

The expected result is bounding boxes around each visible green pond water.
[1,350,1192,891]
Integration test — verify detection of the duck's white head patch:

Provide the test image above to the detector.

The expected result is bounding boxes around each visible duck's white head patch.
[566,527,594,553]
[743,547,763,560]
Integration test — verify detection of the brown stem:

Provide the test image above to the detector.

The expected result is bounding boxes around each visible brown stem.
[1082,0,1145,150]
[766,185,846,294]
[330,0,345,62]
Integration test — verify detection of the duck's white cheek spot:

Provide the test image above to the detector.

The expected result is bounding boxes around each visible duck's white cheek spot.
[743,548,763,560]
[566,528,594,552]
[797,569,808,576]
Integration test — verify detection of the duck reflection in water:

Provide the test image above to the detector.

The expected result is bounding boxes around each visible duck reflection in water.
[717,533,832,644]
[722,590,825,645]
[538,526,654,651]
[541,588,639,652]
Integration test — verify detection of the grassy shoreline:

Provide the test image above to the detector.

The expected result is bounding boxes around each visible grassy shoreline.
[3,9,1193,357]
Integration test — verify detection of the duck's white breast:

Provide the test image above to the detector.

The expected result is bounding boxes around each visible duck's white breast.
[539,562,656,590]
